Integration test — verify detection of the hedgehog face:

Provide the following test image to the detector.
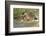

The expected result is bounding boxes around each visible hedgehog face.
[23,13,33,21]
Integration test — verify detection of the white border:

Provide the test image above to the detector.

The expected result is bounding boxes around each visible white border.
[10,5,43,32]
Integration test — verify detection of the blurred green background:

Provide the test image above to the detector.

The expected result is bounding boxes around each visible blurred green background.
[13,8,39,17]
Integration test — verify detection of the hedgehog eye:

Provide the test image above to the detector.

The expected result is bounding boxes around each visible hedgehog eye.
[22,12,24,15]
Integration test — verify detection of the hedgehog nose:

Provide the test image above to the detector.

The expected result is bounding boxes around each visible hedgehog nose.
[34,17,37,20]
